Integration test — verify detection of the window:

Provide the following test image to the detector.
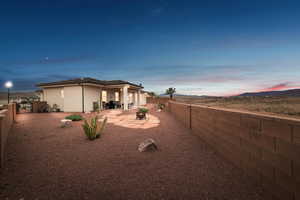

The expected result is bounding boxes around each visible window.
[115,92,119,101]
[102,90,107,102]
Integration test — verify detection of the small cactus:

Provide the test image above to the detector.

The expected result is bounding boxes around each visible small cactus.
[82,116,107,140]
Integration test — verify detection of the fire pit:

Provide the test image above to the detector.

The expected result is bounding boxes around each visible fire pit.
[136,108,149,120]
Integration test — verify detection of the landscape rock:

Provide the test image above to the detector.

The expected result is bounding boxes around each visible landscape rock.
[60,119,72,128]
[138,138,158,152]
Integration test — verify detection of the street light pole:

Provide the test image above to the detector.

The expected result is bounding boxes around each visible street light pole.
[4,81,13,105]
[7,87,10,104]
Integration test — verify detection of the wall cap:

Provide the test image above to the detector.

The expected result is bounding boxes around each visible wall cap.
[169,100,300,125]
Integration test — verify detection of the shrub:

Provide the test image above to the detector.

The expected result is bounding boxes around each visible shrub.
[138,108,149,114]
[65,114,83,121]
[158,103,165,109]
[82,116,107,140]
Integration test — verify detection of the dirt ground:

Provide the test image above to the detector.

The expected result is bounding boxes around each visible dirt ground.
[175,96,300,119]
[0,107,268,200]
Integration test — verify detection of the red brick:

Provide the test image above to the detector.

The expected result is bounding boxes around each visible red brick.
[293,125,300,145]
[251,133,276,152]
[215,119,242,137]
[215,110,241,126]
[275,168,299,197]
[240,138,262,159]
[262,149,292,176]
[277,139,300,162]
[241,115,261,131]
[293,161,300,183]
[262,119,292,142]
[295,190,300,200]
[257,159,275,181]
[261,176,294,200]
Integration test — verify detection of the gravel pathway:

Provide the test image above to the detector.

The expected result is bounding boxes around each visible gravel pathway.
[0,108,267,200]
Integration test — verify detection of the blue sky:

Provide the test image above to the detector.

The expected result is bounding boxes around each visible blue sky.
[1,0,300,95]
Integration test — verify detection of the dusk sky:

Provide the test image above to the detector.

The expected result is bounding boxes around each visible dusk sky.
[1,0,300,96]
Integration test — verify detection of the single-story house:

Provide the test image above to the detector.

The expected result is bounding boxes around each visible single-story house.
[36,78,148,112]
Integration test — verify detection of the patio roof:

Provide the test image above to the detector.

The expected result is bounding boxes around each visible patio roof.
[37,77,143,88]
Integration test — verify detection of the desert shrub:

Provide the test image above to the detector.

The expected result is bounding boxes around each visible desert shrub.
[158,103,165,109]
[82,116,107,140]
[65,114,83,121]
[138,108,149,113]
[93,102,99,112]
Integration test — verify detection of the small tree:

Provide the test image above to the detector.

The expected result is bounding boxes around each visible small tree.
[148,92,157,97]
[165,87,176,99]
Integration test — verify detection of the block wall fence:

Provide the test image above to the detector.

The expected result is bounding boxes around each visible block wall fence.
[0,103,16,168]
[167,101,300,200]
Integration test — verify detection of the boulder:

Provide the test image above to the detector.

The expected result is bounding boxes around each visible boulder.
[61,119,72,128]
[138,138,158,152]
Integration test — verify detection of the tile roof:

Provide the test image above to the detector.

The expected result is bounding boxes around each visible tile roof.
[37,77,143,88]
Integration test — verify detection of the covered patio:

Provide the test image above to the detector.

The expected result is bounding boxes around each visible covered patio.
[99,84,144,110]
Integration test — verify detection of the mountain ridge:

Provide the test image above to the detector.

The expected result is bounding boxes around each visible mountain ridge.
[238,88,300,97]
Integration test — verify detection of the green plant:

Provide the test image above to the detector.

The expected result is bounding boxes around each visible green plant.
[165,87,176,99]
[148,92,157,97]
[138,108,149,114]
[93,102,100,112]
[65,114,83,121]
[158,103,165,109]
[82,116,107,140]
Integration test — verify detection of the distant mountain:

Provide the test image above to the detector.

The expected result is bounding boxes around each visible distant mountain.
[238,89,300,97]
[159,93,210,98]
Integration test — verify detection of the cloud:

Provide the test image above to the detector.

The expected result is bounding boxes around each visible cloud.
[266,83,290,91]
[257,82,300,92]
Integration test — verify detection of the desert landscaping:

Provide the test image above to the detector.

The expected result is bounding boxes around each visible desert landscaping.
[0,105,268,200]
[1,1,300,199]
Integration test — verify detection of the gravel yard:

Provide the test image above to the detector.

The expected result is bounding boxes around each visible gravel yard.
[0,108,267,200]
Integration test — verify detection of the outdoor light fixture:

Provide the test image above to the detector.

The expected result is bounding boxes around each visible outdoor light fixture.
[4,81,13,104]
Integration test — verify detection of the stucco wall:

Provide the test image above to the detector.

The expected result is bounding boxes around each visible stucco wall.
[167,101,300,200]
[84,86,100,112]
[43,87,64,111]
[63,86,83,112]
[140,93,147,105]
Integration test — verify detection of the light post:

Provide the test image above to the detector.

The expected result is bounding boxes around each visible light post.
[5,81,13,104]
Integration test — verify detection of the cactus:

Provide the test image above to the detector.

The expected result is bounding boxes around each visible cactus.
[82,116,107,140]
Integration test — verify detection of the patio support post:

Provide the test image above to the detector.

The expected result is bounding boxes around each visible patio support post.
[122,85,129,110]
[134,92,138,107]
[137,89,141,106]
[99,88,102,110]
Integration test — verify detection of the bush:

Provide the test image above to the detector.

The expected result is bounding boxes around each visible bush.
[158,103,165,109]
[65,114,83,121]
[82,116,108,140]
[138,108,149,114]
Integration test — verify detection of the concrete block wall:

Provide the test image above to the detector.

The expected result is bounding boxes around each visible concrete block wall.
[0,103,16,168]
[168,101,300,200]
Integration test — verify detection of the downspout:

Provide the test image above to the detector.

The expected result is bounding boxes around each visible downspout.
[81,83,85,113]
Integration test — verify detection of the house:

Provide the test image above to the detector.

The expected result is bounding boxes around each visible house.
[37,78,148,112]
